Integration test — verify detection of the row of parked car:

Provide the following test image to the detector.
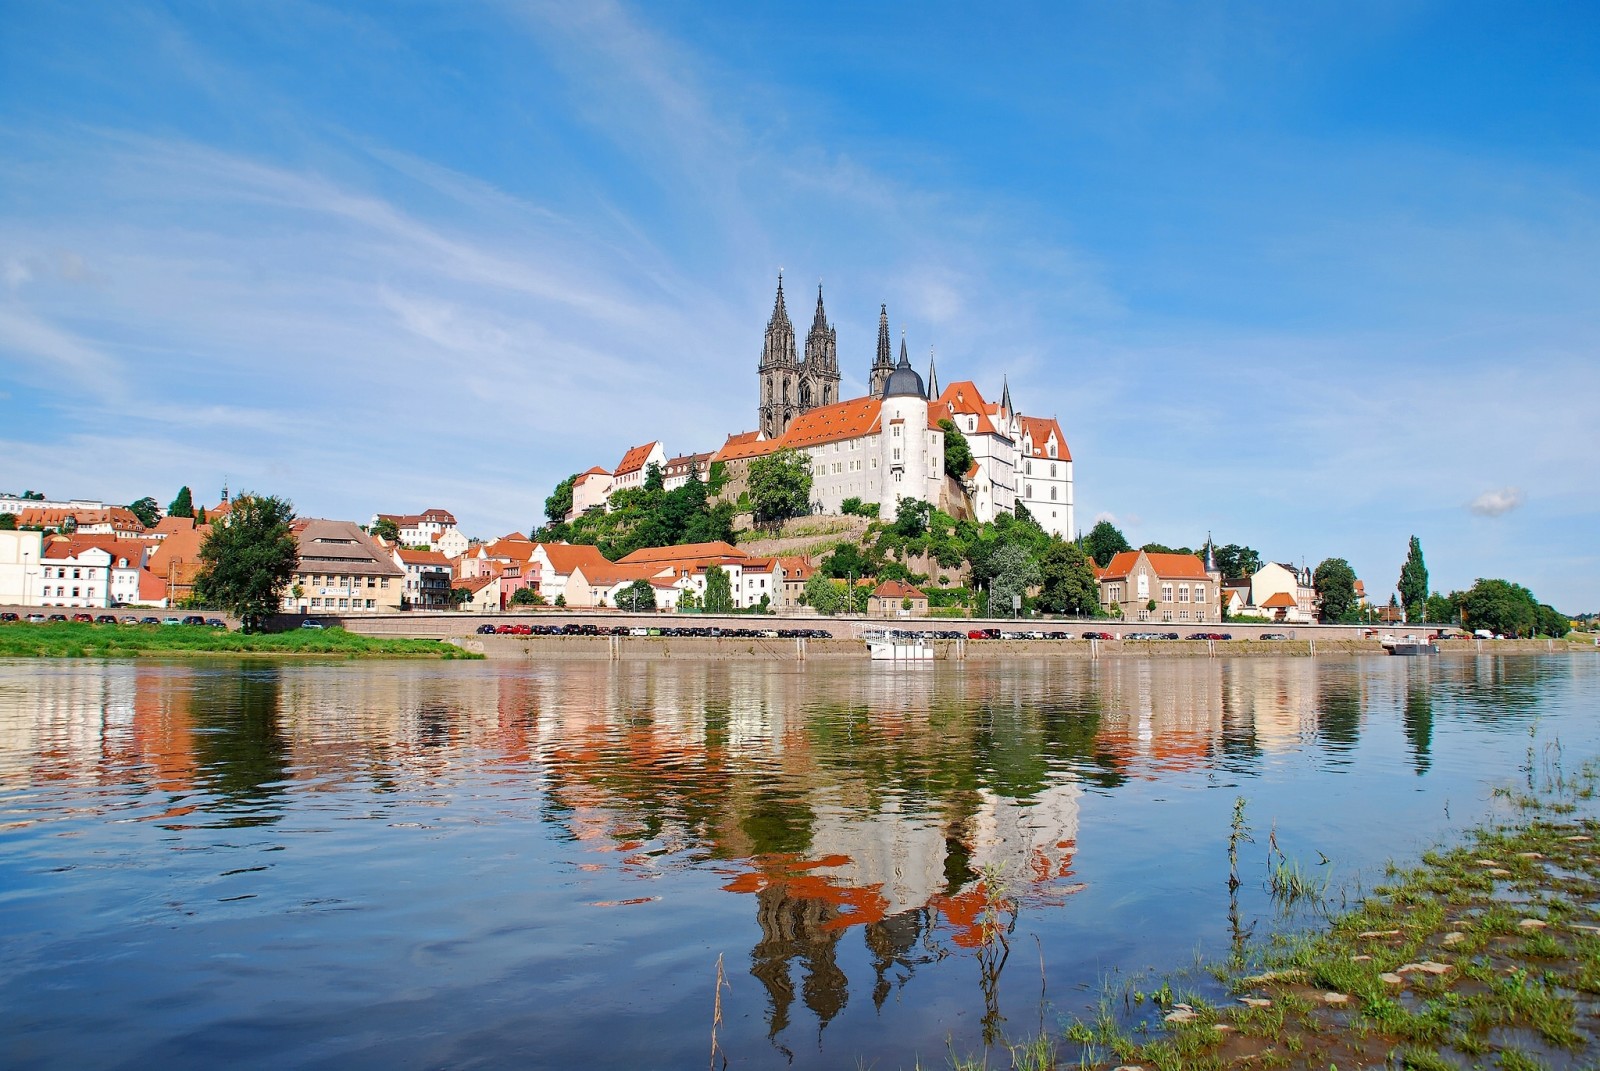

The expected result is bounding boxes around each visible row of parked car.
[1,612,227,628]
[475,623,836,639]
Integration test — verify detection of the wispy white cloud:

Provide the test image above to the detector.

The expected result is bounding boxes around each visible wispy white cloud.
[1468,487,1525,518]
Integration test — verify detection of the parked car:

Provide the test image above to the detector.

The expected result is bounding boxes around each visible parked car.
[206,619,227,629]
[139,616,160,625]
[95,614,117,624]
[476,624,498,634]
[1081,631,1113,640]
[181,615,206,626]
[72,613,93,623]
[299,620,326,630]
[121,615,140,624]
[1259,632,1288,640]
[161,617,181,626]
[47,614,67,622]
[0,612,18,622]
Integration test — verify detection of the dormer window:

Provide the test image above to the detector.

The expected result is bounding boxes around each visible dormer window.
[1047,443,1057,458]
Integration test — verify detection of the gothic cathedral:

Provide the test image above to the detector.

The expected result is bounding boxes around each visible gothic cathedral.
[757,275,842,440]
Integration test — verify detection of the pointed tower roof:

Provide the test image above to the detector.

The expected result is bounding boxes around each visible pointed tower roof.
[884,331,926,399]
[999,375,1013,418]
[926,347,940,401]
[875,305,891,367]
[812,284,828,331]
[768,272,790,328]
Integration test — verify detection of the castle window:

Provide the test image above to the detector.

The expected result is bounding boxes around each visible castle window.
[1025,484,1033,497]
[1050,463,1057,477]
[1161,584,1173,602]
[1050,487,1057,500]
[1048,443,1057,458]
[1025,461,1032,475]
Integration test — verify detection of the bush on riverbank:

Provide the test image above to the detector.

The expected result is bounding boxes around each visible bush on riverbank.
[0,621,480,659]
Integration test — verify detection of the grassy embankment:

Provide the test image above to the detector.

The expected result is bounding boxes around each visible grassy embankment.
[940,756,1600,1071]
[0,621,480,659]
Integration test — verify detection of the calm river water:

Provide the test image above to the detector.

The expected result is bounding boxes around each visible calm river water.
[1,653,1596,1069]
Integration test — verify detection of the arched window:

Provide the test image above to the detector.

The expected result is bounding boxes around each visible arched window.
[1050,487,1057,500]
[1026,484,1033,497]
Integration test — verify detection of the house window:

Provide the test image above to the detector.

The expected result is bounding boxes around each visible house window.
[73,569,81,579]
[1025,461,1033,475]
[72,587,80,597]
[893,425,901,437]
[1178,585,1190,603]
[339,598,349,608]
[1026,484,1033,497]
[1136,575,1149,598]
[1048,444,1056,458]
[893,448,901,460]
[1050,463,1057,477]
[311,597,322,607]
[365,599,375,609]
[1162,610,1174,622]
[1050,487,1057,500]
[1161,583,1173,602]
[1137,609,1150,621]
[1179,610,1188,621]
[1195,587,1206,604]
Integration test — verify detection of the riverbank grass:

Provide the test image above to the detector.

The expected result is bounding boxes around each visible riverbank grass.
[1056,811,1600,1071]
[0,621,480,659]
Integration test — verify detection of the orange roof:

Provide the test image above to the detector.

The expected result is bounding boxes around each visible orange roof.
[535,541,614,576]
[1099,550,1211,581]
[146,525,209,575]
[575,562,675,587]
[713,430,780,462]
[778,397,882,449]
[1261,591,1299,609]
[937,382,999,436]
[1018,415,1072,461]
[41,534,126,560]
[152,516,195,537]
[619,541,741,565]
[871,580,926,599]
[776,556,816,581]
[396,548,451,566]
[484,535,534,560]
[614,441,660,476]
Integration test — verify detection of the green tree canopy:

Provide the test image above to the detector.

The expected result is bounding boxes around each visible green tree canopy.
[616,579,657,612]
[1313,557,1359,623]
[193,493,299,632]
[803,572,844,615]
[1035,540,1099,616]
[821,540,885,580]
[1461,578,1540,637]
[1084,520,1131,568]
[0,514,14,531]
[703,565,734,614]
[938,418,975,481]
[1399,536,1429,623]
[545,474,577,526]
[748,448,813,530]
[892,498,932,539]
[372,517,400,543]
[127,496,160,528]
[168,485,194,518]
[988,542,1043,611]
[509,586,543,607]
[1212,543,1262,580]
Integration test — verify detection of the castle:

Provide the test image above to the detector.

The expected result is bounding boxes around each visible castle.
[728,275,1074,534]
[574,275,1075,536]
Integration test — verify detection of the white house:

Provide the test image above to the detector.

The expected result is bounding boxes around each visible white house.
[1015,415,1073,538]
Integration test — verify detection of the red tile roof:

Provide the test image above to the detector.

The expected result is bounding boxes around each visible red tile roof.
[535,541,615,576]
[1100,551,1211,580]
[713,430,780,462]
[396,548,451,566]
[779,397,882,449]
[1260,591,1299,609]
[619,541,741,564]
[936,382,999,436]
[871,580,926,599]
[1018,416,1072,461]
[614,441,661,477]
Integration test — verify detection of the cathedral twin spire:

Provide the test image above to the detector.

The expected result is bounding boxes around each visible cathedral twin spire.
[758,273,839,438]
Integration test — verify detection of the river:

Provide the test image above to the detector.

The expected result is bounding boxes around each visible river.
[1,653,1595,1069]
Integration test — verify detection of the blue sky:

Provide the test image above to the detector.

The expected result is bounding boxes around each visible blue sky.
[2,1,1597,611]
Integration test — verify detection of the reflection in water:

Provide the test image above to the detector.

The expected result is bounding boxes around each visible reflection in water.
[0,653,1594,1070]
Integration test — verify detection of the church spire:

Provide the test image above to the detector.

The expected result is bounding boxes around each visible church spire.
[769,271,790,330]
[1000,375,1013,419]
[869,303,894,397]
[926,347,940,401]
[812,284,827,332]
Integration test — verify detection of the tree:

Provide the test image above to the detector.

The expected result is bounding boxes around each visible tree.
[545,474,577,527]
[196,506,208,525]
[643,462,665,493]
[938,418,975,481]
[821,541,884,580]
[372,517,400,543]
[1425,592,1459,626]
[616,579,656,612]
[0,514,15,531]
[1212,543,1262,580]
[1084,520,1131,568]
[989,542,1042,611]
[128,497,160,528]
[1035,540,1099,616]
[1313,557,1359,623]
[703,566,734,614]
[892,498,932,539]
[168,486,194,519]
[452,586,474,609]
[748,448,813,529]
[1461,578,1539,638]
[1398,536,1429,623]
[193,493,299,632]
[803,572,844,615]
[509,587,543,607]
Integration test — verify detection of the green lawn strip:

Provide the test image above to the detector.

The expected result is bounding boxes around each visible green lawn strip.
[0,621,479,659]
[1053,816,1600,1070]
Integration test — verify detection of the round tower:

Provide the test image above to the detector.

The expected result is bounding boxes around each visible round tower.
[878,334,930,523]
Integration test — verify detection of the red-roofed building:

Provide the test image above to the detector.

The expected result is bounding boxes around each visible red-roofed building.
[392,547,455,610]
[1097,550,1220,624]
[935,381,1017,525]
[570,466,614,520]
[1016,415,1073,538]
[611,441,667,495]
[1248,563,1318,623]
[868,579,929,618]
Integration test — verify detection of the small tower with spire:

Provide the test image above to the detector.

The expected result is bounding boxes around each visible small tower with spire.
[869,304,894,398]
[926,347,941,402]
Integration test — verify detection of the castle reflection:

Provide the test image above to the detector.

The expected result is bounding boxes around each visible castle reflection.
[0,653,1439,1042]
